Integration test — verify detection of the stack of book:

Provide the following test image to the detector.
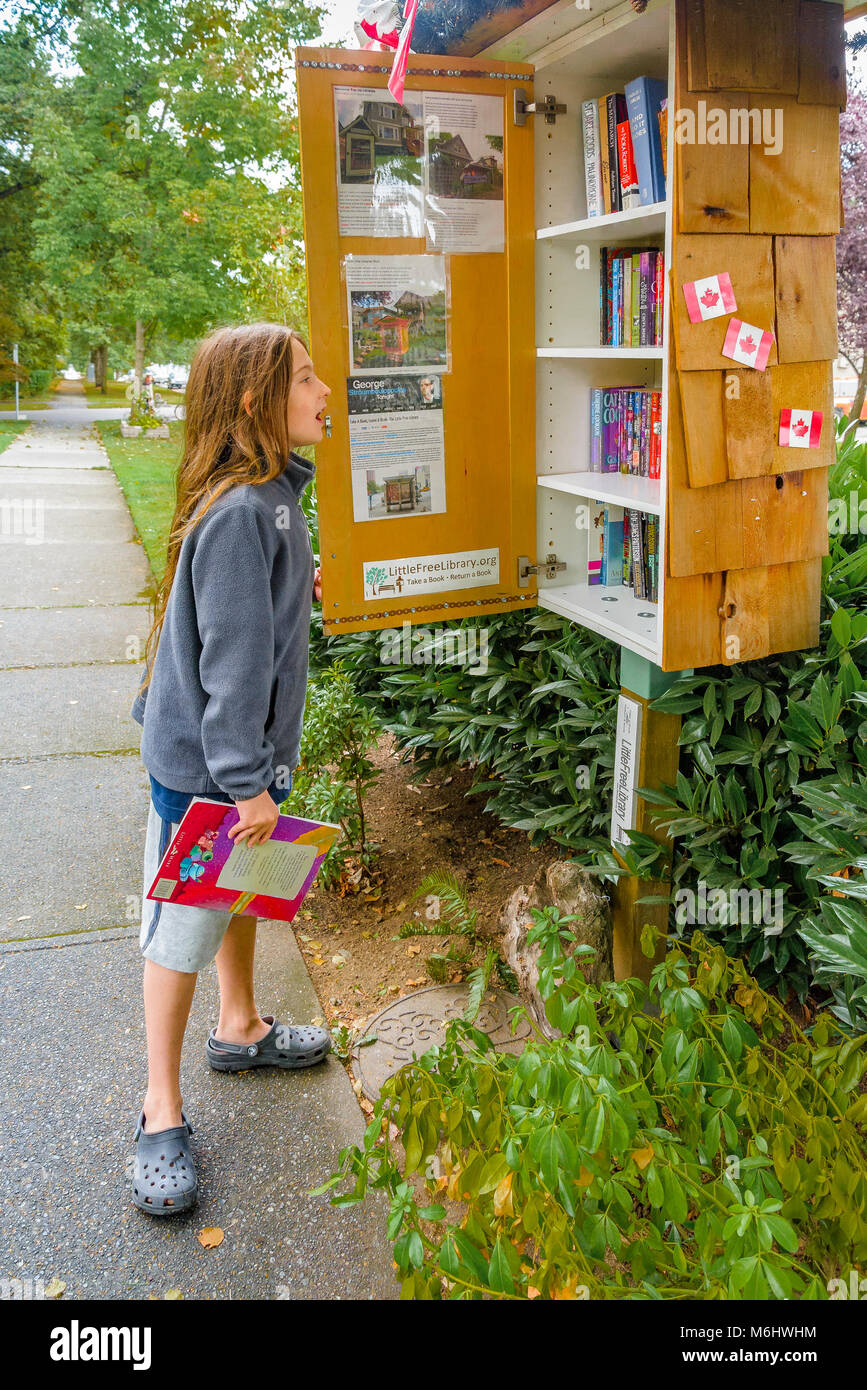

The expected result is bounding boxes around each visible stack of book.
[589,386,662,476]
[582,76,668,217]
[601,246,664,347]
[587,504,659,603]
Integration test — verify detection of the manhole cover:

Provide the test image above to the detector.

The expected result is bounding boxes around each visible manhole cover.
[352,983,533,1101]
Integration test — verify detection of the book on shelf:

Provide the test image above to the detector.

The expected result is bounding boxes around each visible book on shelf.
[600,246,665,348]
[581,99,604,217]
[582,78,668,218]
[616,117,640,211]
[624,77,668,206]
[658,98,669,183]
[623,508,659,604]
[588,501,625,587]
[590,386,662,477]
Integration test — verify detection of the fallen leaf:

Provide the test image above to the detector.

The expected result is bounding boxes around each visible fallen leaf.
[491,859,512,870]
[197,1227,224,1249]
[308,941,322,950]
[406,942,422,956]
[527,1285,541,1300]
[312,955,324,965]
[44,1277,66,1299]
[74,904,87,910]
[395,901,407,912]
[406,977,425,987]
[332,955,345,967]
[311,1016,325,1026]
[164,1289,184,1300]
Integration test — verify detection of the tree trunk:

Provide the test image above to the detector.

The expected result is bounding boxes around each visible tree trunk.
[847,354,867,427]
[134,319,145,394]
[93,344,107,393]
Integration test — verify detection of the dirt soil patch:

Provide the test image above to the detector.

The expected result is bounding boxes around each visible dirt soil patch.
[292,732,562,1039]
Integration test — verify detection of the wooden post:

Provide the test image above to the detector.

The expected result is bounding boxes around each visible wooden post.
[611,650,687,983]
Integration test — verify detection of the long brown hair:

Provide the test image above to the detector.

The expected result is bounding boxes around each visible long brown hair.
[140,322,308,691]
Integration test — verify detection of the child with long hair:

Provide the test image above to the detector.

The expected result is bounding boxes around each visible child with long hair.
[129,323,331,1216]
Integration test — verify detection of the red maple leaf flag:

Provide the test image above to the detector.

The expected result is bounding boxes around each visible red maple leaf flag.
[682,271,736,322]
[779,408,823,448]
[722,318,774,371]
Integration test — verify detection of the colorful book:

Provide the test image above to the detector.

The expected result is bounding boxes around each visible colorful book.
[605,94,628,213]
[601,505,625,586]
[617,117,640,211]
[146,798,340,925]
[589,387,603,470]
[582,99,604,218]
[624,76,668,206]
[598,95,612,214]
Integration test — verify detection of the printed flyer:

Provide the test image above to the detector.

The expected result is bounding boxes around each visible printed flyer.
[344,254,449,374]
[424,91,505,254]
[362,547,500,601]
[334,86,425,238]
[347,374,446,523]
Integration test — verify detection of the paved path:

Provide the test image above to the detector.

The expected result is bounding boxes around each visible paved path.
[0,394,395,1300]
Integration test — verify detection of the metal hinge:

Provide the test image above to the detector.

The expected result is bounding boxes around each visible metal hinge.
[518,553,566,587]
[513,90,566,126]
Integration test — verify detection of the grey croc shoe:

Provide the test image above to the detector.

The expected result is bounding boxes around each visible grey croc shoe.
[206,1015,331,1072]
[131,1110,198,1216]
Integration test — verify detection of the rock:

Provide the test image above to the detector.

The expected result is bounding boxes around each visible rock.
[494,860,612,1036]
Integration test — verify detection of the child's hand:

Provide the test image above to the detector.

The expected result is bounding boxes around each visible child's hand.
[313,566,322,601]
[228,789,279,847]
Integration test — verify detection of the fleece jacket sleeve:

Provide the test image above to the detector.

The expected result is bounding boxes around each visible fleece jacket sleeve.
[191,504,277,800]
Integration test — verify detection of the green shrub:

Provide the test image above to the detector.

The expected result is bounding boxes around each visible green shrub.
[28,369,53,394]
[281,661,380,889]
[318,918,867,1300]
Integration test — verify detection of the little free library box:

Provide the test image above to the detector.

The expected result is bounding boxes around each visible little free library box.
[296,0,856,674]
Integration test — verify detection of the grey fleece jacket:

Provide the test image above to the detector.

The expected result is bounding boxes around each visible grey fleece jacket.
[130,452,316,800]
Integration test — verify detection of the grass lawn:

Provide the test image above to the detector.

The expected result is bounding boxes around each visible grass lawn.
[0,396,53,411]
[96,420,181,580]
[0,421,29,454]
[84,381,185,408]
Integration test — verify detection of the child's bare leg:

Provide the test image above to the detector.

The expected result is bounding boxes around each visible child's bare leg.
[214,914,273,1044]
[142,959,197,1133]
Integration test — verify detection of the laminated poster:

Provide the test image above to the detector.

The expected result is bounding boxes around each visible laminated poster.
[334,86,425,238]
[344,253,449,374]
[347,373,446,523]
[424,91,504,254]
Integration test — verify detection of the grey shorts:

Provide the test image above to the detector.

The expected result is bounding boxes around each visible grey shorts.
[138,799,241,973]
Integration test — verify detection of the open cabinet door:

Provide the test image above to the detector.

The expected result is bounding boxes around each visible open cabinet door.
[295,47,538,636]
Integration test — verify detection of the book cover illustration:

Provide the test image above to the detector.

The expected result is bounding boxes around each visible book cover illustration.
[147,798,341,924]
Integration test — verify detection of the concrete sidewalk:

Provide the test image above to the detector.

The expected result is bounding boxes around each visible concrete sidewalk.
[0,404,396,1300]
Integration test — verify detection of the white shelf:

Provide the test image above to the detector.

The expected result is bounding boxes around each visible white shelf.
[539,583,658,662]
[537,202,667,242]
[538,471,661,515]
[537,346,664,360]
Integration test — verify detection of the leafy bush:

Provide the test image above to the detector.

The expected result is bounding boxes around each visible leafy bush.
[128,392,162,429]
[28,369,53,393]
[319,918,867,1300]
[281,661,380,890]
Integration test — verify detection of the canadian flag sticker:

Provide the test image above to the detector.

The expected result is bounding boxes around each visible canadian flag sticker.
[721,318,775,371]
[682,272,737,323]
[779,409,823,449]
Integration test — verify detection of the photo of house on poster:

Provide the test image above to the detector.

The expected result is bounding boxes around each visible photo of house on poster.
[362,548,500,601]
[334,86,424,238]
[347,374,446,523]
[344,254,449,374]
[424,92,504,254]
